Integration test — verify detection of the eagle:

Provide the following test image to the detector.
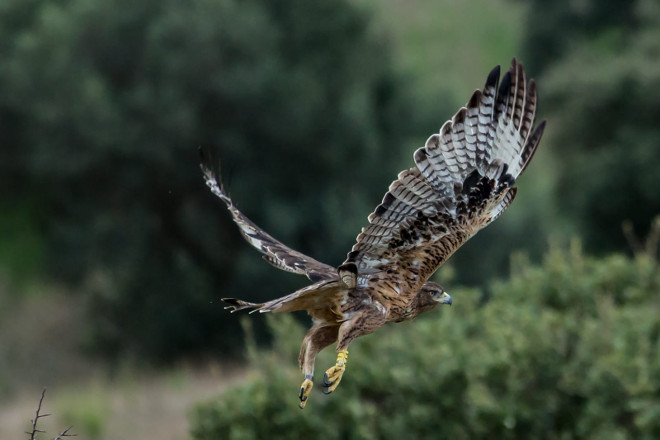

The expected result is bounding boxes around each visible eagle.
[201,59,545,409]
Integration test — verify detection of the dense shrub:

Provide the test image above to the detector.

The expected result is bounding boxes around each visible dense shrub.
[190,244,660,439]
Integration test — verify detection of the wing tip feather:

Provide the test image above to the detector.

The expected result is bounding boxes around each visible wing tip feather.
[199,148,232,206]
[222,297,260,313]
[486,65,501,89]
[520,119,546,175]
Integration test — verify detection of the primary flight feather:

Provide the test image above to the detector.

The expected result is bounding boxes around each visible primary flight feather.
[201,59,545,408]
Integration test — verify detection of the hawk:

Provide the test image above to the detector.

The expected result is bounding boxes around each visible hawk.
[201,59,545,409]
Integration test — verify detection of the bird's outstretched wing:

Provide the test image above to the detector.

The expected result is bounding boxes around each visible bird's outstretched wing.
[200,152,337,282]
[338,59,545,294]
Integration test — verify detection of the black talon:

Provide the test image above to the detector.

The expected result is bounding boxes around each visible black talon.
[322,387,333,395]
[299,388,306,401]
[323,373,333,387]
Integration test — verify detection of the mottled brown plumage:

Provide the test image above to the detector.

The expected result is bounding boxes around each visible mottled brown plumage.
[202,59,545,408]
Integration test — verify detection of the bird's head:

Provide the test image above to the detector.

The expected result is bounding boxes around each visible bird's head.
[418,281,452,309]
[393,282,452,322]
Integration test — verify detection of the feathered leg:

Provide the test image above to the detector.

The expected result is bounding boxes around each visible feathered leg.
[322,309,386,395]
[298,325,339,409]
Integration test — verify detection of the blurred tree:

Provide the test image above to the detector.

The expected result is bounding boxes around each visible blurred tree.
[520,0,639,73]
[521,0,660,254]
[0,0,416,360]
[190,244,660,439]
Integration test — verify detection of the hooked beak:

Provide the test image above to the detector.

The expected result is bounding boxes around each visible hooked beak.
[436,292,452,306]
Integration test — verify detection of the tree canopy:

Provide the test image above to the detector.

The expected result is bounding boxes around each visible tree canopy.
[0,0,415,360]
[523,0,660,253]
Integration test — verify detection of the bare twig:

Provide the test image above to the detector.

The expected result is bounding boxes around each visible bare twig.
[25,388,77,440]
[52,426,77,439]
[25,389,50,440]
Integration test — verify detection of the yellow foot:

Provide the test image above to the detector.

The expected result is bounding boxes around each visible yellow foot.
[322,365,345,394]
[298,377,314,409]
[322,349,348,394]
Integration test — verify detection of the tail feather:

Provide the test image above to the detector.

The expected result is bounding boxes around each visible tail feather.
[222,298,263,313]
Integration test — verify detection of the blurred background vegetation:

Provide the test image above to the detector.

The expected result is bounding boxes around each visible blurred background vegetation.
[192,245,660,439]
[0,0,658,438]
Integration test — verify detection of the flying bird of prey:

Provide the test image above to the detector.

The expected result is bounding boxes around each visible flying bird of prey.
[201,59,545,409]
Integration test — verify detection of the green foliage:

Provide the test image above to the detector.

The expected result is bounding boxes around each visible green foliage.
[356,0,526,107]
[522,0,660,254]
[520,0,639,74]
[0,0,414,360]
[190,245,660,439]
[0,201,44,288]
[56,387,109,439]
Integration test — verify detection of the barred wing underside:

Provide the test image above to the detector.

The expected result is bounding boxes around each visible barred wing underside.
[339,59,545,294]
[200,155,336,282]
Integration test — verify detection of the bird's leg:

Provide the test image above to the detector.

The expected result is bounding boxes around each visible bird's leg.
[322,308,386,395]
[299,376,314,409]
[298,325,338,409]
[322,348,349,394]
